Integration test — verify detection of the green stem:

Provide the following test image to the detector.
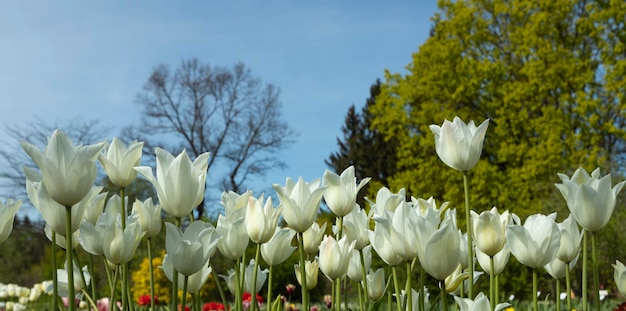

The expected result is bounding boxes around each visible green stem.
[360,250,370,310]
[122,261,127,311]
[52,231,59,311]
[407,261,413,311]
[566,262,572,311]
[81,288,98,311]
[592,231,600,311]
[251,243,261,311]
[103,256,114,298]
[235,258,242,311]
[495,274,499,307]
[336,277,342,311]
[267,265,274,311]
[556,278,561,311]
[172,217,181,311]
[440,280,448,311]
[490,256,495,311]
[181,275,189,311]
[419,265,425,311]
[337,216,344,240]
[533,268,538,311]
[72,250,88,297]
[358,280,364,311]
[89,254,97,304]
[65,206,76,311]
[583,230,588,311]
[392,266,402,311]
[110,266,119,311]
[344,278,348,311]
[463,172,474,299]
[297,232,310,311]
[387,276,392,311]
[148,238,155,310]
[212,262,229,311]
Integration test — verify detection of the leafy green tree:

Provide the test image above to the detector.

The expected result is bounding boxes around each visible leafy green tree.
[370,0,626,299]
[371,0,626,218]
[326,80,399,208]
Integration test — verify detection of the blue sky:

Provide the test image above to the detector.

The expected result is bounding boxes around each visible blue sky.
[1,1,439,209]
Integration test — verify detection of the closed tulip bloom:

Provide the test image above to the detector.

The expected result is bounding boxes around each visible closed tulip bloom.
[221,190,250,220]
[445,264,469,293]
[102,216,145,265]
[80,190,107,226]
[322,166,370,217]
[369,217,405,266]
[135,148,209,218]
[161,255,212,294]
[303,222,327,254]
[98,138,144,187]
[131,198,162,239]
[220,269,237,295]
[0,199,21,244]
[165,222,218,276]
[555,167,625,232]
[342,205,370,250]
[295,260,319,290]
[366,187,406,217]
[273,177,327,232]
[45,224,79,250]
[476,244,511,276]
[556,214,582,263]
[429,117,489,172]
[347,246,371,282]
[319,235,355,280]
[57,260,90,297]
[420,223,462,280]
[365,268,386,301]
[246,195,282,244]
[261,227,296,266]
[412,196,448,224]
[506,213,561,268]
[26,176,98,236]
[78,211,115,256]
[613,260,626,298]
[244,260,268,293]
[544,257,569,280]
[21,130,105,207]
[471,207,508,257]
[216,215,250,260]
[455,292,509,311]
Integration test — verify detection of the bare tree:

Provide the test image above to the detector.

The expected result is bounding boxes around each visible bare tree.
[126,58,297,217]
[0,116,110,205]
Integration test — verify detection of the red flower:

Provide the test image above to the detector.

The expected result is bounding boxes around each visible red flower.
[242,292,263,303]
[615,302,626,311]
[178,305,191,311]
[138,294,157,306]
[203,302,226,311]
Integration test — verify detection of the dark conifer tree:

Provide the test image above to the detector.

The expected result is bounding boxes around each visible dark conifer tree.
[326,80,398,208]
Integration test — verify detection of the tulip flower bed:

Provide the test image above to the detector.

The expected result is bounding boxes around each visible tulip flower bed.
[1,116,626,311]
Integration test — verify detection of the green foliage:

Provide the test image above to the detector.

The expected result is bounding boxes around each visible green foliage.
[370,0,626,220]
[0,217,49,287]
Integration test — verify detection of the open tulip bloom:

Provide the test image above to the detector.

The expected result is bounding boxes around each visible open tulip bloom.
[613,260,626,298]
[429,117,489,172]
[0,199,21,244]
[555,167,625,232]
[16,128,626,311]
[135,148,210,219]
[322,166,370,217]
